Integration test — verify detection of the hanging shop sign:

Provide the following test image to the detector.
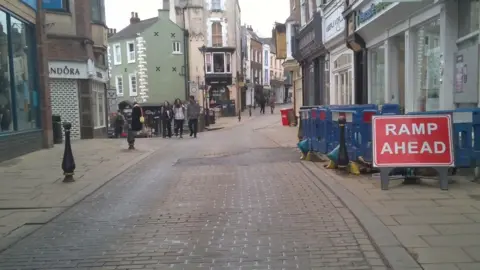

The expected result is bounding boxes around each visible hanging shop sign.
[324,4,345,42]
[356,0,392,27]
[48,61,88,79]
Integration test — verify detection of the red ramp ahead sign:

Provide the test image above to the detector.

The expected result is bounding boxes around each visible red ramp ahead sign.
[372,115,454,167]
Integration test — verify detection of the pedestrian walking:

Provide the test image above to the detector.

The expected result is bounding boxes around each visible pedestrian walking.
[187,95,200,138]
[161,101,173,138]
[114,110,125,138]
[269,95,276,114]
[259,96,266,114]
[128,102,144,150]
[173,98,185,138]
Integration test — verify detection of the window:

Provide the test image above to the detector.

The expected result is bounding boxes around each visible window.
[93,83,105,128]
[225,53,231,73]
[0,11,38,133]
[458,0,480,38]
[206,53,213,72]
[173,41,182,53]
[300,0,306,26]
[257,51,261,63]
[213,53,225,72]
[43,0,69,11]
[369,45,385,105]
[212,22,223,47]
[265,69,269,84]
[115,75,124,96]
[90,0,105,23]
[211,0,222,10]
[264,50,268,65]
[126,41,135,63]
[113,43,121,65]
[270,70,274,81]
[129,74,137,96]
[415,18,441,111]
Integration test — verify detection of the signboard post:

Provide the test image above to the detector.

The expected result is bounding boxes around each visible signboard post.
[372,115,454,190]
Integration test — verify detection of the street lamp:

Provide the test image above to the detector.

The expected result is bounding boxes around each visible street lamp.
[199,45,209,126]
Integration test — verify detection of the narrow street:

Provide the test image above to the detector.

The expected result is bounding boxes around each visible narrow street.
[0,109,387,270]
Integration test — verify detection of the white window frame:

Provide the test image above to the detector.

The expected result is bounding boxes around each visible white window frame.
[173,41,182,54]
[225,52,232,73]
[129,73,138,96]
[113,43,121,65]
[211,0,222,10]
[93,85,106,129]
[205,52,213,73]
[126,41,135,63]
[115,75,124,96]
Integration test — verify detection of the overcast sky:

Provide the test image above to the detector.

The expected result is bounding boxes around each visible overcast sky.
[105,0,289,38]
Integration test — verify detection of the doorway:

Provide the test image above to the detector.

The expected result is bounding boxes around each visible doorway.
[391,35,405,110]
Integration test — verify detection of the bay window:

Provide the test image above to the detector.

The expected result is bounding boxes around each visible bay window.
[205,52,232,73]
[90,0,105,23]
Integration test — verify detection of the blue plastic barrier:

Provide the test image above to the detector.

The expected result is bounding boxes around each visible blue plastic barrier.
[407,108,480,168]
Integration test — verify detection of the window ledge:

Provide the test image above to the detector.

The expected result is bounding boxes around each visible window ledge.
[127,60,136,64]
[117,93,124,97]
[45,10,71,15]
[456,30,480,44]
[114,62,122,66]
[130,94,138,97]
[94,125,106,129]
[172,52,183,55]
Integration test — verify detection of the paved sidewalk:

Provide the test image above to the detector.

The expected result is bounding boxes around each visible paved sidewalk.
[0,138,165,251]
[258,121,480,270]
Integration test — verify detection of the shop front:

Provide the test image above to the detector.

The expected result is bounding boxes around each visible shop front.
[324,2,354,105]
[293,12,327,106]
[0,7,41,162]
[49,60,107,140]
[352,0,453,112]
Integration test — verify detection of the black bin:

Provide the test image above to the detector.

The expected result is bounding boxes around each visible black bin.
[52,115,63,144]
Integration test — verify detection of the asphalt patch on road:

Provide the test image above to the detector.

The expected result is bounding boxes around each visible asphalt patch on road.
[174,147,300,167]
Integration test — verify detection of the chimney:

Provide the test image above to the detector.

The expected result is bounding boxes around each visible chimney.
[163,0,170,10]
[130,12,140,24]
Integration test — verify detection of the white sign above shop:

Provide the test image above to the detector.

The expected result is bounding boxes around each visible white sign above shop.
[324,4,345,43]
[49,61,88,79]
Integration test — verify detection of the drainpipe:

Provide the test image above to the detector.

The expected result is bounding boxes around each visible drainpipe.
[36,0,53,148]
[183,28,189,100]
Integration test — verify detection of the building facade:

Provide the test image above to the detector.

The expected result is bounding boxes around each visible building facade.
[323,0,352,105]
[0,1,46,162]
[45,0,109,140]
[294,0,328,106]
[269,44,286,103]
[175,0,241,110]
[261,39,271,93]
[344,0,477,112]
[108,9,187,106]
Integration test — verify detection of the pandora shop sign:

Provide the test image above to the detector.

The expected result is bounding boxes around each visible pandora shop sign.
[49,61,88,79]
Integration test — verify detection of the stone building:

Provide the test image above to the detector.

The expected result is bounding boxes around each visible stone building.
[174,0,242,111]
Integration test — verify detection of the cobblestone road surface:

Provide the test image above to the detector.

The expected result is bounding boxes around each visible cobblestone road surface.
[0,112,388,269]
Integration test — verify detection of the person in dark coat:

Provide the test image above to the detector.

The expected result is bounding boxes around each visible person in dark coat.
[161,101,173,138]
[259,95,266,114]
[128,102,143,149]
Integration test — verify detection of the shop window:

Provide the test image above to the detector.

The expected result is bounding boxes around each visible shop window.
[90,0,106,24]
[10,16,36,131]
[0,11,12,133]
[225,53,231,73]
[93,84,105,128]
[126,41,135,63]
[458,0,480,38]
[212,22,223,47]
[415,18,441,111]
[370,45,385,105]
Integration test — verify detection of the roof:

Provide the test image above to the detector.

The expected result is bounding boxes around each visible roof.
[258,37,276,53]
[108,17,158,42]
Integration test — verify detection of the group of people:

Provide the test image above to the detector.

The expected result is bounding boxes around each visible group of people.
[160,96,200,139]
[113,95,201,150]
[255,94,276,114]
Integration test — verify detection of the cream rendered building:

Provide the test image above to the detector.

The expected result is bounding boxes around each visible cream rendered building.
[174,0,242,110]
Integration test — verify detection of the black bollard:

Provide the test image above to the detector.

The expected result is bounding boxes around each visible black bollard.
[249,106,252,117]
[61,122,76,182]
[238,109,241,122]
[337,115,349,168]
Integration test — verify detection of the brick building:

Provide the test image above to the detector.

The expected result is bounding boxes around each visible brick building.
[0,0,108,162]
[46,0,108,140]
